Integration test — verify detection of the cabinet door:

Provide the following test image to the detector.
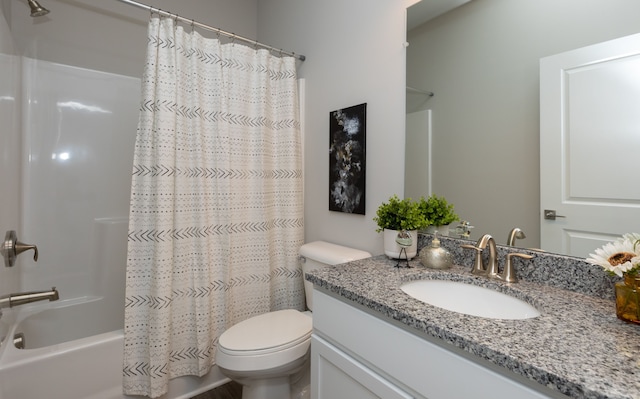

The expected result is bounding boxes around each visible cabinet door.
[312,335,414,399]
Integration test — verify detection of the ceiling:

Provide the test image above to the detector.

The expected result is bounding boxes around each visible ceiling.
[406,0,472,31]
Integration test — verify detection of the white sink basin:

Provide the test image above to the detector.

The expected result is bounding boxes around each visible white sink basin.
[401,280,540,320]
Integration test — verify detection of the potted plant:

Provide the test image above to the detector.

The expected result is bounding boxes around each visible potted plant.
[374,195,428,259]
[418,195,459,236]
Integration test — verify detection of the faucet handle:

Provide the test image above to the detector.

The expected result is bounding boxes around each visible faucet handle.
[461,244,486,275]
[1,230,39,267]
[15,241,39,261]
[500,253,534,283]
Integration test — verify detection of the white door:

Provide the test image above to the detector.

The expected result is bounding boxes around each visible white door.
[540,33,640,257]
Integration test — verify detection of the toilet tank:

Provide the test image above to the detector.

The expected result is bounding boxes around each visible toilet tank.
[299,241,371,311]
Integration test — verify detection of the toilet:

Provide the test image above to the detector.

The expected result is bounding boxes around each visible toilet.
[215,241,371,399]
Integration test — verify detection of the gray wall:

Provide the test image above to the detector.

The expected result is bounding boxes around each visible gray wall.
[407,0,640,247]
[259,0,411,255]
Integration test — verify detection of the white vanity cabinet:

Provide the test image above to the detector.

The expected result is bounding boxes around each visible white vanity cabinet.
[311,289,566,399]
[313,335,413,399]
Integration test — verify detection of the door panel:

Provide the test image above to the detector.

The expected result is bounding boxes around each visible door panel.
[540,33,640,257]
[312,335,413,399]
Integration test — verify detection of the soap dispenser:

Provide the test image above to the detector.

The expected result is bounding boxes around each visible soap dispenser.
[419,233,453,270]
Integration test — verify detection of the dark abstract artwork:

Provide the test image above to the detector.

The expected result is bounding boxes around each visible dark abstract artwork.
[329,103,366,214]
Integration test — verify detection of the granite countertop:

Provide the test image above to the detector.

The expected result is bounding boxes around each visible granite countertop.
[306,254,640,399]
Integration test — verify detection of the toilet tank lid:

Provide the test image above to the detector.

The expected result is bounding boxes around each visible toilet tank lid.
[299,241,371,266]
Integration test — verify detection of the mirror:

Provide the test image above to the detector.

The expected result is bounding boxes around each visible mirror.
[405,0,640,255]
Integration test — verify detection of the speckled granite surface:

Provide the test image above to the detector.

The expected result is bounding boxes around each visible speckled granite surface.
[306,235,640,399]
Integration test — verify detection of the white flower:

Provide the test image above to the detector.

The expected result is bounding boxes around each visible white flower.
[586,234,640,277]
[623,233,640,249]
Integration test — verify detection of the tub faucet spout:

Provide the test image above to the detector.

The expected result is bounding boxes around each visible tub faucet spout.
[0,287,59,308]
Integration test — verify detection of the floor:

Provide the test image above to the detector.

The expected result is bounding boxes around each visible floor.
[190,381,242,399]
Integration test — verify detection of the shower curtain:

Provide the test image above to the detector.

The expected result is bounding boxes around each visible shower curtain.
[123,16,304,398]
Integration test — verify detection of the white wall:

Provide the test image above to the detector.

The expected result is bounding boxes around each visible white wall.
[407,0,640,247]
[258,0,412,255]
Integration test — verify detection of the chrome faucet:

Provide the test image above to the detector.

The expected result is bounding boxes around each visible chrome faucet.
[0,287,59,309]
[507,228,526,246]
[461,234,498,277]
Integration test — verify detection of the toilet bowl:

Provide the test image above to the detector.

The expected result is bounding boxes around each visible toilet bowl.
[215,241,371,399]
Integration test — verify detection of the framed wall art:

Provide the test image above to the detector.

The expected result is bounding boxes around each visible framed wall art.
[329,103,366,214]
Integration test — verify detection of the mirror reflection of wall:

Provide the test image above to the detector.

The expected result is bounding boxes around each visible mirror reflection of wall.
[404,109,431,200]
[406,0,640,253]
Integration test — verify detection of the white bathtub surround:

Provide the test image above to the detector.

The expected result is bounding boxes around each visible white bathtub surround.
[0,53,233,398]
[125,16,304,398]
[20,57,139,299]
[0,52,20,299]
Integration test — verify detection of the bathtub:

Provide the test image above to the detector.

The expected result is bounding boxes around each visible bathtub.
[0,298,228,399]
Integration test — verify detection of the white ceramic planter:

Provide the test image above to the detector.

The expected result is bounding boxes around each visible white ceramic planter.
[383,229,418,259]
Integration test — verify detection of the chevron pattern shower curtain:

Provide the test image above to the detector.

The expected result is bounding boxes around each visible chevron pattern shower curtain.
[123,16,304,398]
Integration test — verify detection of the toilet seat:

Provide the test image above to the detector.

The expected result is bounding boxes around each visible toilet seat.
[216,309,312,372]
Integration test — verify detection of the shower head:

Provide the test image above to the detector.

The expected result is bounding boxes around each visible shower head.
[27,0,50,17]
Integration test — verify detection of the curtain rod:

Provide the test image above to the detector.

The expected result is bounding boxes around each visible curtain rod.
[406,86,434,97]
[114,0,306,61]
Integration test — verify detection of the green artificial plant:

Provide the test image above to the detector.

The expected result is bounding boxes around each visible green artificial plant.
[418,194,459,227]
[373,195,429,233]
